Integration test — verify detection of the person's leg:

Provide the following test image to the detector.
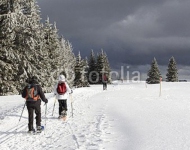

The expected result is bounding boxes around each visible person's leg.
[59,100,67,116]
[34,101,41,127]
[103,83,105,90]
[27,104,34,131]
[58,100,63,115]
[62,100,67,111]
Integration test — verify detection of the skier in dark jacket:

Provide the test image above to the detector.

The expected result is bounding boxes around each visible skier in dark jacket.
[102,74,108,90]
[22,76,48,133]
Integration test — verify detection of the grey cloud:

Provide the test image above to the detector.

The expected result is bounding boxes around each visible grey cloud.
[37,0,190,78]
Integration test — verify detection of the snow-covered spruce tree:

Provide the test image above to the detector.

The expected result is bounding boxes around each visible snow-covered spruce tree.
[0,0,75,95]
[0,11,17,83]
[0,0,31,95]
[41,19,63,91]
[0,0,51,95]
[166,56,178,82]
[16,0,44,89]
[74,52,89,87]
[87,49,97,84]
[146,58,162,84]
[103,52,111,83]
[96,49,111,84]
[83,57,90,87]
[59,36,76,87]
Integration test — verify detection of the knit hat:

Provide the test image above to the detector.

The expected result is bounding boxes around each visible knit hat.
[59,75,65,82]
[31,76,38,82]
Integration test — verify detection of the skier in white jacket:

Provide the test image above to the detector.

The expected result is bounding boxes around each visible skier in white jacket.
[54,75,72,118]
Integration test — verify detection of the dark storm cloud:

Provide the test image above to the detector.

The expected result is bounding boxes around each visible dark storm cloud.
[37,0,190,79]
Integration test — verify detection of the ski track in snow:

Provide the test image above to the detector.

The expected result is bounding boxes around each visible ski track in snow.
[2,82,190,149]
[0,86,118,150]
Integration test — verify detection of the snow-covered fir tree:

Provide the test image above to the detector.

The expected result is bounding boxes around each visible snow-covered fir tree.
[87,49,97,84]
[96,51,105,83]
[0,0,35,94]
[83,57,90,87]
[0,0,76,95]
[41,19,62,90]
[74,52,89,87]
[103,52,111,83]
[59,36,76,86]
[16,0,44,88]
[146,58,162,84]
[96,49,111,84]
[166,56,178,82]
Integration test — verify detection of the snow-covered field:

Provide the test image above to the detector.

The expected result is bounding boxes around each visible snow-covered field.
[1,81,190,150]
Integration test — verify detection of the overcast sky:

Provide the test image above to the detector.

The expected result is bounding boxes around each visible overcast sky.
[37,0,190,80]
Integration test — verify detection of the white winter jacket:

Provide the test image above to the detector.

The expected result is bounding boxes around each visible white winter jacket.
[54,82,71,100]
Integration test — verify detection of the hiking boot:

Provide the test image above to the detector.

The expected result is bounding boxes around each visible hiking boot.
[61,110,67,116]
[58,115,63,119]
[36,126,42,133]
[28,129,35,134]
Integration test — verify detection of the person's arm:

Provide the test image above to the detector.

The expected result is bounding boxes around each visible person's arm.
[37,85,48,103]
[53,83,58,95]
[65,83,72,94]
[21,86,27,98]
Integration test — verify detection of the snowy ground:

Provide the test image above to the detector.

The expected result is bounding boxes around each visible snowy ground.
[1,81,190,150]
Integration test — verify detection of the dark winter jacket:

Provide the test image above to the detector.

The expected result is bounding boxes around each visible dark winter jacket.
[102,75,108,83]
[22,80,48,103]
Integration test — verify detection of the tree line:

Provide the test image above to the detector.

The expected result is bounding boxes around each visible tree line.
[0,0,111,95]
[73,49,111,88]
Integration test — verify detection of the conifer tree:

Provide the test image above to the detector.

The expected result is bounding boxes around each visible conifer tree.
[15,0,46,92]
[88,49,97,84]
[0,0,30,94]
[59,36,76,86]
[83,57,90,87]
[96,50,105,83]
[103,52,111,83]
[166,56,178,82]
[0,0,76,95]
[146,58,162,84]
[41,19,62,89]
[74,52,89,87]
[96,49,111,83]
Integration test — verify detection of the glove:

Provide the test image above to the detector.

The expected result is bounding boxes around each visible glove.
[45,99,48,104]
[69,90,73,94]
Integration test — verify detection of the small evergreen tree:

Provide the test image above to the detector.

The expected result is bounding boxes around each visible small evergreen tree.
[59,36,76,86]
[96,49,111,83]
[96,51,105,83]
[103,52,111,83]
[74,52,89,87]
[146,58,162,84]
[88,49,97,84]
[166,56,178,82]
[82,57,90,87]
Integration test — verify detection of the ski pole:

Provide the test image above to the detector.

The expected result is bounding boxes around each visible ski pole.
[70,94,74,118]
[159,77,162,97]
[16,102,26,131]
[45,103,47,125]
[52,97,56,116]
[44,103,47,134]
